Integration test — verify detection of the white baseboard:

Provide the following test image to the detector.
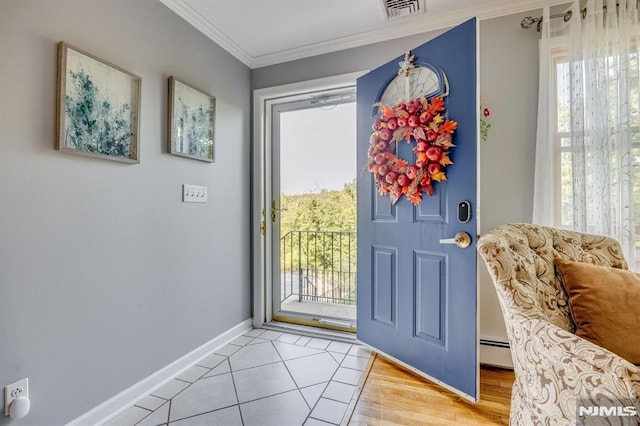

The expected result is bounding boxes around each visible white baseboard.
[479,339,513,369]
[66,318,253,426]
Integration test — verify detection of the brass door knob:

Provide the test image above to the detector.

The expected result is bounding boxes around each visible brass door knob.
[439,232,472,248]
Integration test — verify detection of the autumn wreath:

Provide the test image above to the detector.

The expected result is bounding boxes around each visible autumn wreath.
[367,96,457,205]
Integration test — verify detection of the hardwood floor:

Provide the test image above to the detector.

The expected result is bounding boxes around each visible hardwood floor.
[345,354,515,426]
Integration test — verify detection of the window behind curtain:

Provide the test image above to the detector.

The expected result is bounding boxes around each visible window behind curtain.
[552,48,640,266]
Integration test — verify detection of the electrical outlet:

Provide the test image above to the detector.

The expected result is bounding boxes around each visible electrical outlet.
[182,184,208,203]
[4,378,28,416]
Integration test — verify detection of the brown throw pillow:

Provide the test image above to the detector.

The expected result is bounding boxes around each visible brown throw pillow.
[555,258,640,365]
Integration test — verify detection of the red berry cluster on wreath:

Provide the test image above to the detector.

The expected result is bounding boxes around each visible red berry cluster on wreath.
[367,96,457,206]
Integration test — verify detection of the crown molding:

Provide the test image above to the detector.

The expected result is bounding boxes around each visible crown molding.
[158,0,253,67]
[160,0,568,69]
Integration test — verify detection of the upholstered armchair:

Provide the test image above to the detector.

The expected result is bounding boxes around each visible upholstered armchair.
[477,223,640,425]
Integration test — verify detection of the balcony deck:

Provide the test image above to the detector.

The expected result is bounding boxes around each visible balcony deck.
[280,230,357,324]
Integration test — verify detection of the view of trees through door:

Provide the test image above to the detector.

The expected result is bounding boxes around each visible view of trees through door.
[275,92,357,329]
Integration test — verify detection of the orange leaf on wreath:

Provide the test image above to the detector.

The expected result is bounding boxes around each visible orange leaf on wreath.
[391,159,408,173]
[432,114,444,125]
[408,191,423,205]
[439,120,457,134]
[439,153,454,166]
[384,151,396,160]
[404,130,413,143]
[423,184,435,196]
[417,152,427,162]
[427,97,445,115]
[431,171,447,182]
[381,106,396,119]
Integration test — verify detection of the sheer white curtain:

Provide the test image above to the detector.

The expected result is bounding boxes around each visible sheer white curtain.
[533,0,640,268]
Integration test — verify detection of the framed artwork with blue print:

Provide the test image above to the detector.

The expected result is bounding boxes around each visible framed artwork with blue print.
[168,76,215,163]
[55,42,141,163]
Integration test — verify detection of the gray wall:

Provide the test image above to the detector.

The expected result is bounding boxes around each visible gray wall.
[478,12,540,339]
[0,1,251,425]
[252,12,540,342]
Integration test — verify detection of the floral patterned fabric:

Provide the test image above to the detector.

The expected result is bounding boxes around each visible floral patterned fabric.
[477,223,640,425]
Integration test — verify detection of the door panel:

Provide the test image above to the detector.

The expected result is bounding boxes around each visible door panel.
[416,190,446,222]
[372,187,397,222]
[414,250,446,344]
[356,18,478,400]
[372,246,396,326]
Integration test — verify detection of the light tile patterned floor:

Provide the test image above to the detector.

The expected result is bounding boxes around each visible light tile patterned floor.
[104,329,370,426]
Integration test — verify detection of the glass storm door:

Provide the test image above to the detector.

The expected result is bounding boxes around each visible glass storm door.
[356,18,480,400]
[271,89,358,332]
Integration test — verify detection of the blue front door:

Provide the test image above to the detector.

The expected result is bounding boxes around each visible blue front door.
[356,18,479,400]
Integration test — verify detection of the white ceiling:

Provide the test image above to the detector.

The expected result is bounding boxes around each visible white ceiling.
[159,0,561,69]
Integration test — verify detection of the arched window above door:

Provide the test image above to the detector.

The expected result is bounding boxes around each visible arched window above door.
[378,64,448,106]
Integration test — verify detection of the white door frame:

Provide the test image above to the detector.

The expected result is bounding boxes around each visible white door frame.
[251,71,367,328]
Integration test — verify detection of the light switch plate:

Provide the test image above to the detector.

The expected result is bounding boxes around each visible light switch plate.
[182,184,207,203]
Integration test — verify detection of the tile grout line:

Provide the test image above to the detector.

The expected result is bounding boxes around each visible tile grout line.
[319,349,355,422]
[164,402,239,425]
[273,335,337,425]
[226,351,245,426]
[237,387,316,407]
[269,338,317,419]
[173,347,240,423]
[232,333,324,419]
[230,358,283,373]
[154,357,223,424]
[302,341,347,424]
[165,399,172,425]
[128,405,152,426]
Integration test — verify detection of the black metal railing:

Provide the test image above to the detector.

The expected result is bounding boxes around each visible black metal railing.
[280,230,356,305]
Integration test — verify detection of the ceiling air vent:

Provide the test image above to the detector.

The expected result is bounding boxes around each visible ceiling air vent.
[380,0,426,20]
